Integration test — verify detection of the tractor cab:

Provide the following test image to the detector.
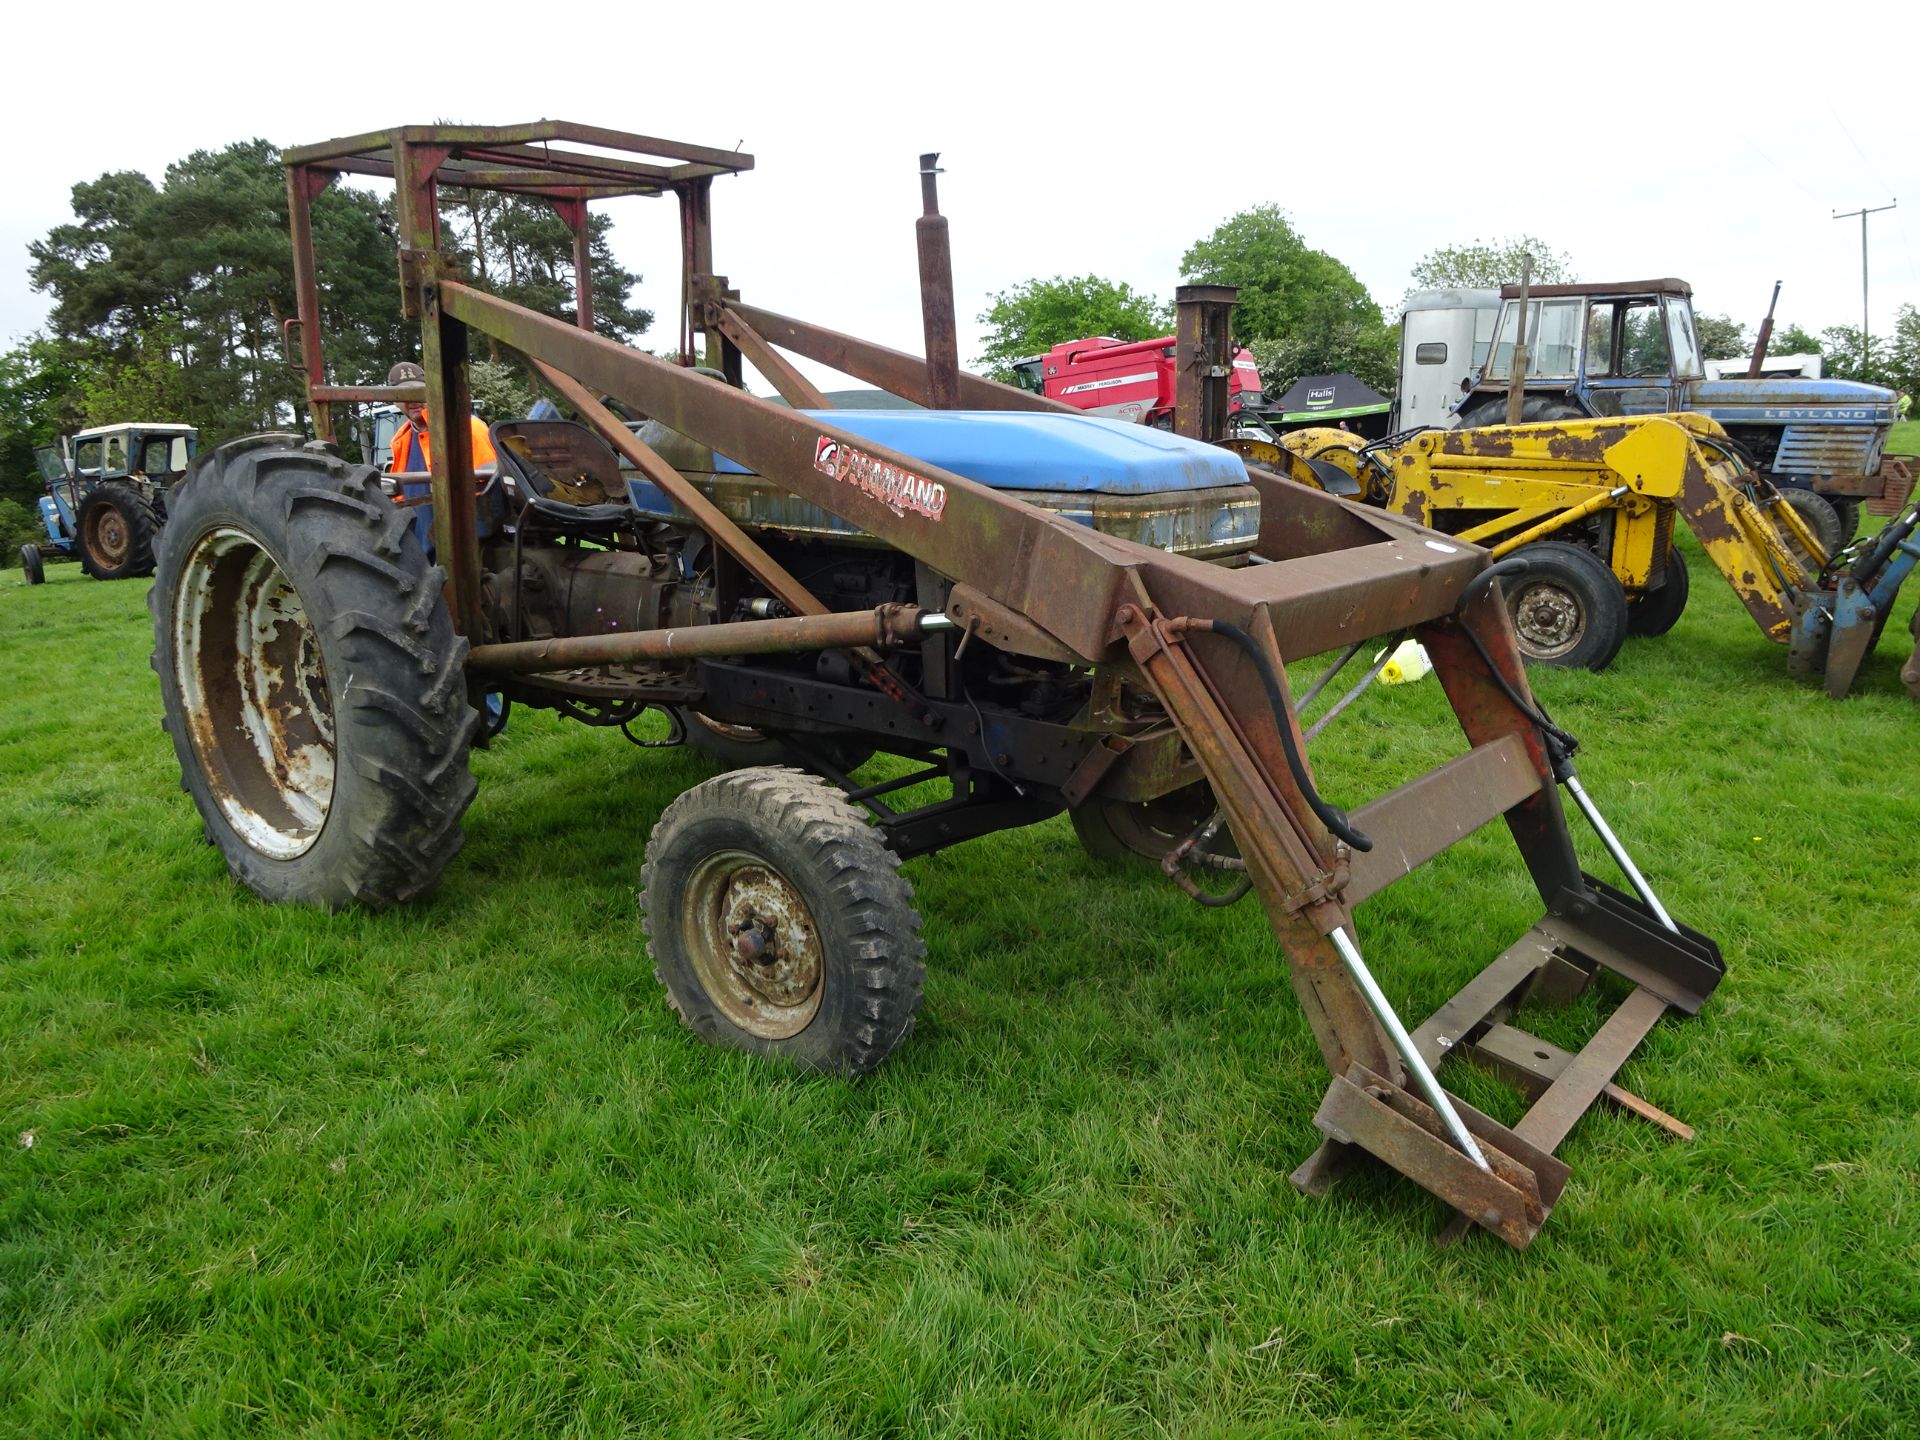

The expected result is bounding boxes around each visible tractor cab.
[23,422,198,583]
[1456,279,1901,526]
[1473,279,1703,419]
[68,423,198,483]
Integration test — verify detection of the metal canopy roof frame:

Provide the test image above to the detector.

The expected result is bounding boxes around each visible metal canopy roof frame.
[283,120,756,443]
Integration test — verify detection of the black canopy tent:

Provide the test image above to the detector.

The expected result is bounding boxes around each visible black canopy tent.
[1270,372,1391,424]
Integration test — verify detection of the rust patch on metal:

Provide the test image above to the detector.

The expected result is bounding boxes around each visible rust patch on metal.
[1541,429,1612,464]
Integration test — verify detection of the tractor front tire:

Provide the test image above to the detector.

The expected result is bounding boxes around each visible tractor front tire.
[1627,547,1691,637]
[76,481,160,580]
[1504,541,1629,671]
[1775,487,1844,569]
[19,544,44,586]
[642,767,925,1077]
[149,435,479,909]
[1830,496,1862,545]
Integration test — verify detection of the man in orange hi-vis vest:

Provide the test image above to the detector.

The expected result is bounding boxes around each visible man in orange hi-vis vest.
[385,361,498,475]
[384,361,498,553]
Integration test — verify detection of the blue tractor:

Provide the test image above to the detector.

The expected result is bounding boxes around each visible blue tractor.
[20,422,198,584]
[1453,278,1903,546]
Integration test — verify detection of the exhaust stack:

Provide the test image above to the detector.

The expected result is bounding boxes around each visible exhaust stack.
[916,153,961,411]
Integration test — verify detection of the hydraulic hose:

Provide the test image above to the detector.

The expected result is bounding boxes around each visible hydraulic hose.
[1204,620,1372,853]
[1453,557,1581,779]
[1848,503,1920,588]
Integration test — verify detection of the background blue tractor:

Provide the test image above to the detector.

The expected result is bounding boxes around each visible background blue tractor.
[21,422,198,584]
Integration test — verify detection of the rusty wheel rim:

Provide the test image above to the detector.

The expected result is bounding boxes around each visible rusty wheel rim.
[682,850,825,1039]
[85,502,130,567]
[1509,578,1586,660]
[691,711,769,746]
[173,527,336,859]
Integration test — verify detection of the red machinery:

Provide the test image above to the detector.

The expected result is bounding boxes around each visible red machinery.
[1014,335,1265,425]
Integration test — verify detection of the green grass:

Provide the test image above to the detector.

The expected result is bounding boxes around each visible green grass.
[1887,418,1919,455]
[2,539,1918,1438]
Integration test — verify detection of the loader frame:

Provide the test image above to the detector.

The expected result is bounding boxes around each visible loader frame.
[281,121,1724,1248]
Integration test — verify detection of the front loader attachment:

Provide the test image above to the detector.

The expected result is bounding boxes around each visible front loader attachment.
[1640,415,1920,698]
[288,121,1727,1249]
[1304,410,1919,700]
[432,275,1723,1248]
[1788,494,1920,698]
[1114,543,1722,1247]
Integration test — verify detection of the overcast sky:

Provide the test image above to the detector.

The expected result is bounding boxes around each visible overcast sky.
[5,2,1915,389]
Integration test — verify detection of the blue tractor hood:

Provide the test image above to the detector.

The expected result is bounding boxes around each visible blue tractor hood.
[714,409,1250,495]
[622,407,1260,556]
[1684,376,1896,423]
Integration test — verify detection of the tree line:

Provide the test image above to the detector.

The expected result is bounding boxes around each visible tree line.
[977,225,1920,406]
[7,140,1917,552]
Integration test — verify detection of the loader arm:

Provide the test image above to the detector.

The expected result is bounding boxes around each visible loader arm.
[1352,416,1824,643]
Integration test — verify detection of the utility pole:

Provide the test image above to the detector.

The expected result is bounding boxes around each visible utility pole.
[1832,201,1896,372]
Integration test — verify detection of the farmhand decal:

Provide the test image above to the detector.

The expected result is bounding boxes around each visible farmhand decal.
[814,436,947,520]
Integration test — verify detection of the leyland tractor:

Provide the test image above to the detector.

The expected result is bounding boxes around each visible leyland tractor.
[145,123,1731,1249]
[20,422,197,583]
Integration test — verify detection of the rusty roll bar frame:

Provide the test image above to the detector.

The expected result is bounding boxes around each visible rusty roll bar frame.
[282,122,1725,1249]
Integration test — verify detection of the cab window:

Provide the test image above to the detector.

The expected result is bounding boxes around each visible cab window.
[1665,298,1703,379]
[1618,301,1669,378]
[1485,298,1582,379]
[1584,302,1615,378]
[140,438,174,475]
[74,438,103,475]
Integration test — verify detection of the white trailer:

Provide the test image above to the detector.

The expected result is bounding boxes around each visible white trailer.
[1394,288,1501,430]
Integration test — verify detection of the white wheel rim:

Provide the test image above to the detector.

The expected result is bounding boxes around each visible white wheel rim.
[682,849,825,1038]
[173,526,336,859]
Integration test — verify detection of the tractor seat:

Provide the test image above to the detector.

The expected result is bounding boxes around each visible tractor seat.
[489,420,635,530]
[1302,455,1363,497]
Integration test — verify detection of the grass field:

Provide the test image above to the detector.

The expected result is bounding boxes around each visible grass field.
[2,526,1918,1437]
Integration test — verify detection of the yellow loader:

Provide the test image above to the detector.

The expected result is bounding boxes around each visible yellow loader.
[1260,414,1837,675]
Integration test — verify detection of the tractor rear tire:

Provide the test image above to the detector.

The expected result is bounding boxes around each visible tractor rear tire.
[1070,782,1219,867]
[676,708,874,775]
[1627,547,1691,637]
[149,434,479,910]
[1456,396,1587,430]
[1503,541,1629,671]
[19,544,44,586]
[642,766,925,1077]
[1776,487,1844,569]
[76,481,160,580]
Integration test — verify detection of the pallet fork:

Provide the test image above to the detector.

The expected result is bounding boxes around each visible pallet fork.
[1112,559,1720,1247]
[279,122,1725,1247]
